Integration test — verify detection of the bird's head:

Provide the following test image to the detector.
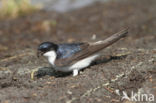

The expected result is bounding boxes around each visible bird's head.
[37,42,58,58]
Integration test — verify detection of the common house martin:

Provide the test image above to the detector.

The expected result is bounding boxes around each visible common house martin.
[37,28,128,76]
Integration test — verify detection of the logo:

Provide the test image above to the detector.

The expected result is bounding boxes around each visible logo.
[115,90,155,102]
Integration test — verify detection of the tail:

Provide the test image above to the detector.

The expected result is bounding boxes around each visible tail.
[88,28,128,54]
[92,27,128,47]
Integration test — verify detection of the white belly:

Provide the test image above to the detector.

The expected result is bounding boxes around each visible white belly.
[54,54,99,72]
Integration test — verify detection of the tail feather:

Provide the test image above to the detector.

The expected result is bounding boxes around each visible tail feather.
[88,28,128,54]
[92,28,128,46]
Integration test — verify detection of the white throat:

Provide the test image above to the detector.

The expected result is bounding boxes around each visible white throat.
[43,50,57,65]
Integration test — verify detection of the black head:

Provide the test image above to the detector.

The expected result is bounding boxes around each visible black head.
[37,42,58,57]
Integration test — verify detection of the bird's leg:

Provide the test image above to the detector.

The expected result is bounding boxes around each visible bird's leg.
[73,69,78,76]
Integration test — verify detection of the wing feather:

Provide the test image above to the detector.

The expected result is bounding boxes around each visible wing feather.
[55,28,128,67]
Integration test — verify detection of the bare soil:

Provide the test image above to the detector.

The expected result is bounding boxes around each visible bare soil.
[0,0,156,103]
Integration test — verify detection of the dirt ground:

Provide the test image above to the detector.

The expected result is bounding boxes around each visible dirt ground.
[0,0,156,103]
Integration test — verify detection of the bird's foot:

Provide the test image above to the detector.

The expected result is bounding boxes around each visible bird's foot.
[73,69,78,76]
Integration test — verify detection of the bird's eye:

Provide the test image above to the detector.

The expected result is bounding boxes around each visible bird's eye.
[41,48,49,52]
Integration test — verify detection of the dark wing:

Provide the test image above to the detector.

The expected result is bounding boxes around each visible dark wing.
[56,43,85,59]
[55,42,90,67]
[55,42,111,67]
[55,28,128,67]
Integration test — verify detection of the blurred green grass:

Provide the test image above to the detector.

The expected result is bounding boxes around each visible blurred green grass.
[0,0,41,19]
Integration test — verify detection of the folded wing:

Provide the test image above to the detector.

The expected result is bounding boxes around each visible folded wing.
[55,28,128,67]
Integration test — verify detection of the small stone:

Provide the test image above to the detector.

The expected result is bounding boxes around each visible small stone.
[67,90,72,95]
[91,34,96,40]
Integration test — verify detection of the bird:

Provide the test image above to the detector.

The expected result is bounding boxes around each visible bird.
[37,28,128,76]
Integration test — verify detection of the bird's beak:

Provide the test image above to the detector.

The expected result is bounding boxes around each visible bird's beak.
[37,50,44,58]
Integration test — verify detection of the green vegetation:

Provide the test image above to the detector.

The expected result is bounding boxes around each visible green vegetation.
[0,0,41,19]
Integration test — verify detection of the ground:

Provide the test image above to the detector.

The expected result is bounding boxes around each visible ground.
[0,0,156,103]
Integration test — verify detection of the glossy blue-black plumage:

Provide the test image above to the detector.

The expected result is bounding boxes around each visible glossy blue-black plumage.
[38,42,83,59]
[38,42,58,52]
[56,43,83,59]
